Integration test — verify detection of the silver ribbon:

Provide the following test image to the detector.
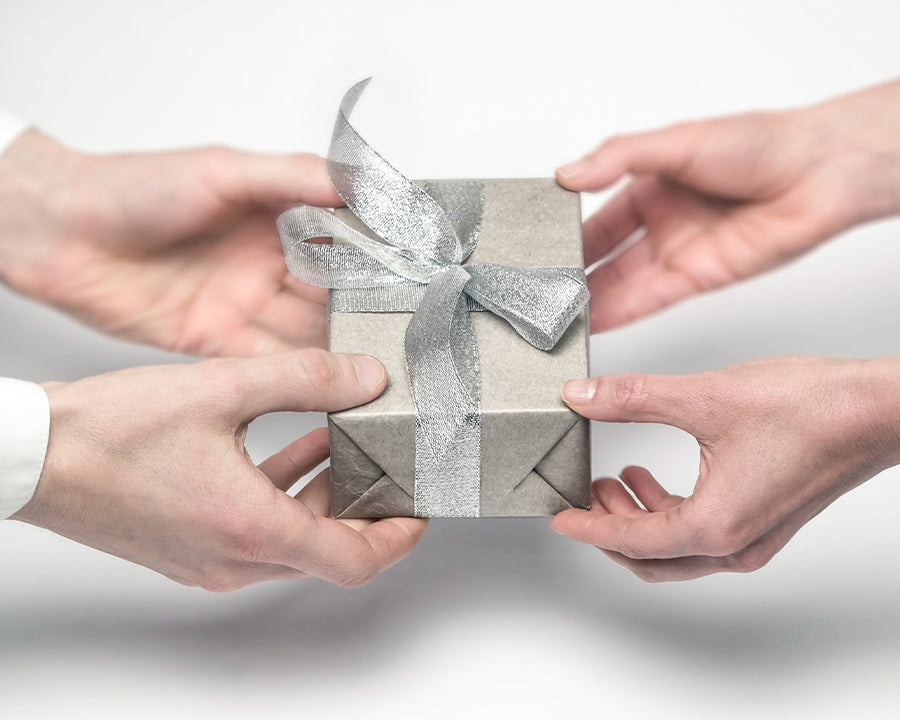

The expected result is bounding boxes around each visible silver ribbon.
[277,79,589,517]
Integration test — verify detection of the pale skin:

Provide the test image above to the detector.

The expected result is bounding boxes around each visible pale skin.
[1,131,425,589]
[552,79,900,581]
[0,130,336,356]
[13,351,425,591]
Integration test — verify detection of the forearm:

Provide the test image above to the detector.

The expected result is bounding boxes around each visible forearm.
[0,113,33,292]
[799,78,900,227]
[857,356,900,472]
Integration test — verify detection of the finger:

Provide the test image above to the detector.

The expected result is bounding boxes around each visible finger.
[598,550,729,583]
[257,428,330,492]
[358,517,429,574]
[592,477,644,518]
[581,489,613,520]
[556,123,701,191]
[293,466,333,516]
[205,150,342,208]
[164,554,310,592]
[581,174,727,331]
[253,289,328,350]
[581,186,643,267]
[585,244,701,333]
[560,370,708,434]
[294,469,389,533]
[213,563,309,591]
[282,274,330,305]
[585,198,722,332]
[221,349,387,419]
[619,466,684,512]
[573,503,738,582]
[273,499,427,587]
[205,324,302,358]
[604,514,798,581]
[550,505,700,560]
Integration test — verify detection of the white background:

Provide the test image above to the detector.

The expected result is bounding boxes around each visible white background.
[2,1,900,718]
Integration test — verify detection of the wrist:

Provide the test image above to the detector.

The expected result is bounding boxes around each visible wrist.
[0,378,50,520]
[851,357,900,472]
[11,380,78,530]
[0,130,91,302]
[801,80,900,226]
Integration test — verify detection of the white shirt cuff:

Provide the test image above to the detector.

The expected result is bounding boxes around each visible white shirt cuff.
[0,379,50,519]
[0,109,28,158]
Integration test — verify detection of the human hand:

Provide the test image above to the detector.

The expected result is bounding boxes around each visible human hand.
[556,79,900,331]
[551,357,900,581]
[0,130,341,356]
[12,350,427,590]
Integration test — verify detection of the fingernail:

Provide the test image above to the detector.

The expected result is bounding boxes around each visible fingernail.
[351,355,386,391]
[555,158,591,181]
[563,378,597,405]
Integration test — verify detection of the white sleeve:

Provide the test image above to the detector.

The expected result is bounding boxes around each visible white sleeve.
[0,114,46,519]
[0,109,28,157]
[0,379,50,519]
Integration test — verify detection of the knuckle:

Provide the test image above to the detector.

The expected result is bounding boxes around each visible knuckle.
[597,134,626,156]
[632,564,666,584]
[335,568,374,589]
[728,543,774,574]
[294,348,340,390]
[227,523,267,565]
[685,496,757,558]
[214,505,270,564]
[198,572,245,594]
[178,566,245,594]
[291,151,323,168]
[201,144,233,167]
[614,528,642,561]
[192,359,244,412]
[702,518,755,558]
[612,374,650,412]
[332,553,379,588]
[200,146,246,203]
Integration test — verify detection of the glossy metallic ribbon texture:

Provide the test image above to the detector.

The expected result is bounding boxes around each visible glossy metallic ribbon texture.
[277,79,589,517]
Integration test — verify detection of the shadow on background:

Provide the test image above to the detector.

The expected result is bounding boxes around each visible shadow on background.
[1,519,895,678]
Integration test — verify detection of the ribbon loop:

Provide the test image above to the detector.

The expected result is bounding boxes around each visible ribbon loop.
[277,205,434,286]
[464,264,590,350]
[329,79,463,265]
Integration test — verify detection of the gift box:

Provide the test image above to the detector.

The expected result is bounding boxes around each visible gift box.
[278,80,591,518]
[327,178,591,517]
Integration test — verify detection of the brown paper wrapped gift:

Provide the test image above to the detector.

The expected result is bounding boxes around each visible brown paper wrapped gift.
[327,177,591,518]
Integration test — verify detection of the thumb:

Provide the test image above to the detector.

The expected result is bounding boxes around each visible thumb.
[555,123,698,192]
[562,372,703,433]
[224,349,386,419]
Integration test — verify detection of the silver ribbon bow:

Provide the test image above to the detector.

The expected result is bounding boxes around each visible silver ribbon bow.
[277,79,589,517]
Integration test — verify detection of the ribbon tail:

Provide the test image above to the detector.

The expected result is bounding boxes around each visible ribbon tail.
[405,265,482,518]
